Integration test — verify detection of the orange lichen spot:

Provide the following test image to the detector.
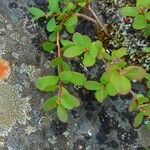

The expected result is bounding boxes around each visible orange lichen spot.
[0,59,11,80]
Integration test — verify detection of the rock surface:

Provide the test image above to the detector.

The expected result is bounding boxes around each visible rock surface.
[0,0,150,150]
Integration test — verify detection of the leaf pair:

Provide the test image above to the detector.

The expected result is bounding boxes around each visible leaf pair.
[43,87,80,122]
[62,33,103,67]
[120,0,150,34]
[129,94,150,128]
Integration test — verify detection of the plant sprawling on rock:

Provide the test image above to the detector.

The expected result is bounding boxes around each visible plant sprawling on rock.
[30,0,150,129]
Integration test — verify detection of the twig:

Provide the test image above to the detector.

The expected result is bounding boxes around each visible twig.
[77,13,97,24]
[87,5,109,36]
[56,32,61,57]
[56,32,63,98]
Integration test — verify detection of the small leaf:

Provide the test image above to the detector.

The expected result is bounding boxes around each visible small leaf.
[142,105,150,116]
[136,0,150,10]
[145,73,150,80]
[144,26,150,35]
[64,46,83,58]
[62,61,71,71]
[47,18,56,32]
[84,81,102,90]
[146,11,150,20]
[144,47,150,53]
[95,88,108,103]
[29,7,45,20]
[110,72,131,95]
[73,33,92,49]
[83,53,96,67]
[59,71,86,86]
[66,25,75,33]
[124,66,146,80]
[64,15,78,27]
[48,0,59,13]
[133,112,144,128]
[49,32,56,42]
[50,57,63,66]
[106,82,117,96]
[147,81,150,89]
[43,96,58,111]
[60,94,80,110]
[146,121,150,130]
[57,105,68,122]
[120,7,138,17]
[128,100,138,112]
[132,15,147,29]
[36,76,59,92]
[54,25,62,33]
[43,41,55,52]
[111,48,127,59]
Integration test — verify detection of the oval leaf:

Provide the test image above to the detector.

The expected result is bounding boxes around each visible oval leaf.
[84,81,102,90]
[36,76,59,92]
[57,105,68,122]
[124,66,146,80]
[43,96,58,111]
[133,112,144,128]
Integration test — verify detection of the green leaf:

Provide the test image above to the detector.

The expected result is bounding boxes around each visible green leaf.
[120,7,138,17]
[64,15,78,27]
[47,18,56,32]
[146,11,150,20]
[42,41,55,52]
[29,7,45,20]
[64,46,83,58]
[48,0,59,13]
[111,48,127,59]
[145,73,150,80]
[54,25,62,33]
[146,121,150,130]
[57,105,68,122]
[136,0,150,10]
[61,40,74,47]
[73,33,92,49]
[43,96,58,111]
[84,81,102,90]
[90,41,102,58]
[95,88,108,103]
[36,76,59,92]
[110,73,131,95]
[60,94,80,110]
[83,53,96,67]
[106,82,117,96]
[144,26,150,35]
[144,47,150,53]
[132,15,147,29]
[62,2,75,13]
[124,66,146,80]
[66,25,75,33]
[142,105,150,116]
[50,57,63,66]
[49,32,56,42]
[59,71,86,86]
[133,112,144,128]
[147,81,150,88]
[62,61,71,71]
[128,100,138,112]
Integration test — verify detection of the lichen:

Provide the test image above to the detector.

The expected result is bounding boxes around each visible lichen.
[0,82,31,136]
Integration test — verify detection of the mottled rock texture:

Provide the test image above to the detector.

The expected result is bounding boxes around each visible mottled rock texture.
[0,0,150,150]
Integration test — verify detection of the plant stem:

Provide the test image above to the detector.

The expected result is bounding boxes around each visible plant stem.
[77,13,97,24]
[87,5,109,36]
[56,32,62,97]
[57,32,61,58]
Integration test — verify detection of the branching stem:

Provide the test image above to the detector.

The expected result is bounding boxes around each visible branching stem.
[87,5,109,36]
